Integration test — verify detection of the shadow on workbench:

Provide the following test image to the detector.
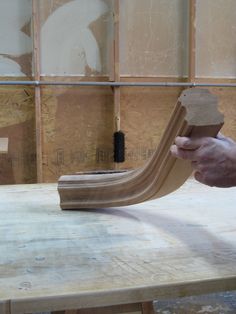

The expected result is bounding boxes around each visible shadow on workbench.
[154,290,236,313]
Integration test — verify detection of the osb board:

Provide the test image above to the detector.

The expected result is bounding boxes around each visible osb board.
[41,86,114,182]
[0,86,36,184]
[0,85,236,184]
[41,86,183,182]
[118,86,236,169]
[40,85,236,183]
[120,87,183,169]
[211,87,236,139]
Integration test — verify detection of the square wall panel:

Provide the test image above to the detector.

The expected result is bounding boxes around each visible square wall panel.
[0,0,32,77]
[196,0,236,78]
[39,0,113,76]
[120,0,189,77]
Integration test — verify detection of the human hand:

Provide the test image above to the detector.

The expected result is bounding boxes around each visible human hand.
[170,133,236,187]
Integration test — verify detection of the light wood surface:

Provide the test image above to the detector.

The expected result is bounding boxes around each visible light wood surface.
[189,0,196,82]
[113,0,121,132]
[1,180,236,313]
[32,0,43,183]
[58,88,224,209]
[112,0,123,168]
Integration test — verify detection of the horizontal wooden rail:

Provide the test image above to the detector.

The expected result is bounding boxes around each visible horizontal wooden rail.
[0,81,236,87]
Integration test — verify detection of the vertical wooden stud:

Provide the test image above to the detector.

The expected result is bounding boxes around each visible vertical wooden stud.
[189,0,196,82]
[32,0,43,182]
[114,0,120,81]
[112,0,123,166]
[114,0,120,130]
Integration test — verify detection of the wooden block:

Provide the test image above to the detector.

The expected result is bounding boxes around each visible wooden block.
[58,88,224,209]
[0,301,10,314]
[0,138,8,154]
[63,303,142,314]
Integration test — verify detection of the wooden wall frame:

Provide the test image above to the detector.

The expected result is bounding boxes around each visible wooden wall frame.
[29,0,199,182]
[111,0,122,167]
[28,0,199,182]
[189,0,196,82]
[58,88,224,209]
[32,0,43,182]
[5,0,233,184]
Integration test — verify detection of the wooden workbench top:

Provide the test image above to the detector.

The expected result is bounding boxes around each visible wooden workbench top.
[0,179,236,313]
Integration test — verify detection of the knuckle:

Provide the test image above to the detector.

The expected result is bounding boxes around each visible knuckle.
[179,149,189,160]
[179,149,195,160]
[181,139,191,149]
[196,149,208,162]
[202,137,214,147]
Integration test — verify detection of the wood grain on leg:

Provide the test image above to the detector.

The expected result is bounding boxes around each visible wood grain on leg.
[58,88,224,209]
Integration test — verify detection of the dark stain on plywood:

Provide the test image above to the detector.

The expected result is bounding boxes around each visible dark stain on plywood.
[3,53,32,77]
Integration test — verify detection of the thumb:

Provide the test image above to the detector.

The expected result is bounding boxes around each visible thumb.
[174,136,203,150]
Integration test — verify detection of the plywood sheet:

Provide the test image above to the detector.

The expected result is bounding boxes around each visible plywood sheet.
[0,84,236,184]
[41,86,185,182]
[210,87,236,139]
[196,0,236,78]
[120,86,182,169]
[120,0,189,77]
[41,85,114,181]
[0,86,36,184]
[39,0,113,76]
[0,0,32,77]
[41,85,236,182]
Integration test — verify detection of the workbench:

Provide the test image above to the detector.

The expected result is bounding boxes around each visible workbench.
[1,179,236,314]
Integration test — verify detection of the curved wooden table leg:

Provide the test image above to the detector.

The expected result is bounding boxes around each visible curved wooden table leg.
[58,88,224,209]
